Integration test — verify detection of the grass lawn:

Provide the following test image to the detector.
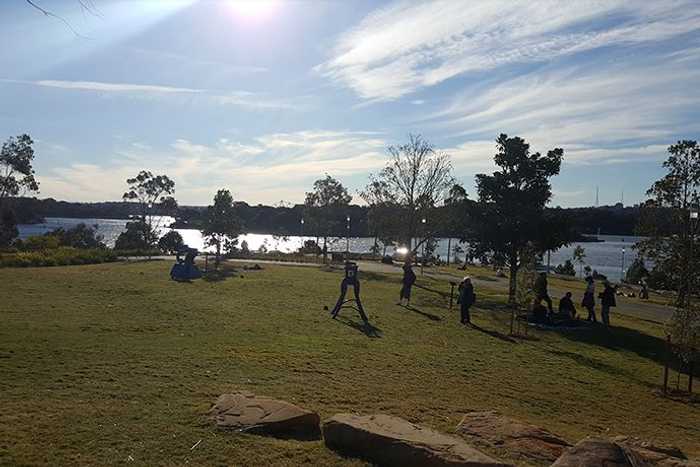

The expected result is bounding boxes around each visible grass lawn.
[1,261,698,466]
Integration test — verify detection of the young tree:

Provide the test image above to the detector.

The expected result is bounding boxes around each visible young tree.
[366,134,454,253]
[122,171,177,250]
[465,134,564,306]
[201,189,242,268]
[304,175,351,263]
[158,230,184,254]
[360,179,400,258]
[573,245,586,277]
[636,140,699,363]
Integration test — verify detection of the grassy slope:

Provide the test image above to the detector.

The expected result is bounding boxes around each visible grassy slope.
[0,262,698,466]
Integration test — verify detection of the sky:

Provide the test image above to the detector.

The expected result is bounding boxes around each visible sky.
[1,0,699,208]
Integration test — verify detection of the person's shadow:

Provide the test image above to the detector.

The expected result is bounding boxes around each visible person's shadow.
[334,315,383,338]
[404,305,442,321]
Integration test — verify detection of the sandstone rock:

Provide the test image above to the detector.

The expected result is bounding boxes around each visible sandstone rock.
[611,436,687,463]
[551,437,646,467]
[456,411,571,463]
[209,391,320,438]
[322,413,513,466]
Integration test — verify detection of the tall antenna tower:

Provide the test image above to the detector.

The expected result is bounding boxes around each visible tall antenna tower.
[595,186,599,207]
[621,189,624,206]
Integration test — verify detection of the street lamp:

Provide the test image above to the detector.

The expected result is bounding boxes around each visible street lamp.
[621,247,626,281]
[346,216,351,257]
[421,217,427,275]
[300,218,305,255]
[688,208,698,308]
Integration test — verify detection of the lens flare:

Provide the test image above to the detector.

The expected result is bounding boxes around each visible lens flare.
[227,0,280,21]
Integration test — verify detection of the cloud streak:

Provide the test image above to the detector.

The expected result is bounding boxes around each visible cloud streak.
[318,0,700,101]
[0,79,302,110]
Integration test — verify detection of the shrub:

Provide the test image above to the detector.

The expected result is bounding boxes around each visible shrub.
[625,257,649,285]
[158,230,184,254]
[0,247,118,268]
[46,223,105,249]
[554,259,576,276]
[16,235,61,251]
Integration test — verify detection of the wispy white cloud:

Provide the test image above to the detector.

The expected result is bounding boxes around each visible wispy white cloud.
[423,48,700,166]
[21,79,202,94]
[0,78,302,110]
[317,0,700,101]
[38,131,388,204]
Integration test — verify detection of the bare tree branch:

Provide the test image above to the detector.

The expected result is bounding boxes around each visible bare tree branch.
[25,0,96,38]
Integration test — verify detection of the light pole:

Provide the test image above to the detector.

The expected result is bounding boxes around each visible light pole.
[621,247,626,282]
[346,215,351,258]
[421,217,427,276]
[688,208,698,309]
[300,218,304,255]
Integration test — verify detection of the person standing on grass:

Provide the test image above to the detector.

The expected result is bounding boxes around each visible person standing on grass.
[582,276,597,322]
[457,276,475,325]
[599,280,617,326]
[558,292,577,319]
[534,272,553,315]
[398,257,416,306]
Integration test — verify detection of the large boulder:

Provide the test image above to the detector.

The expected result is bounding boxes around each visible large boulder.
[322,413,513,467]
[551,437,646,467]
[209,391,320,439]
[611,436,687,463]
[456,411,571,463]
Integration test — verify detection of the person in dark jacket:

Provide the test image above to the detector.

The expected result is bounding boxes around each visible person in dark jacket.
[457,276,475,324]
[398,258,416,306]
[534,272,553,314]
[599,280,617,326]
[557,292,577,319]
[529,298,549,325]
[582,276,596,322]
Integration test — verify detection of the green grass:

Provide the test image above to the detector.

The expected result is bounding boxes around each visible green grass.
[1,261,698,466]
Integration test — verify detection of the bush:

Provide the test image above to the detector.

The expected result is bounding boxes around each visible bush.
[625,257,649,285]
[381,255,394,264]
[112,248,163,258]
[47,223,105,249]
[0,247,118,268]
[158,230,184,254]
[554,259,576,276]
[16,235,61,251]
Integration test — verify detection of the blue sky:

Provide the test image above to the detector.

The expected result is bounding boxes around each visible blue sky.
[1,0,699,207]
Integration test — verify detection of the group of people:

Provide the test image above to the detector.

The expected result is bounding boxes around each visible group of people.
[532,272,617,326]
[398,257,476,325]
[399,257,618,328]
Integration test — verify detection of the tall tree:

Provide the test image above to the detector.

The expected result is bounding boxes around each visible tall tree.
[201,189,242,268]
[121,171,177,249]
[304,175,351,262]
[366,134,454,253]
[360,179,400,257]
[0,134,39,247]
[637,140,699,362]
[442,183,471,265]
[465,134,563,306]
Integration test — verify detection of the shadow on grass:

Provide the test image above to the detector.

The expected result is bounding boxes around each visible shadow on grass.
[202,266,240,282]
[334,315,382,338]
[557,323,670,368]
[405,305,442,321]
[550,349,656,389]
[360,271,400,283]
[469,323,518,343]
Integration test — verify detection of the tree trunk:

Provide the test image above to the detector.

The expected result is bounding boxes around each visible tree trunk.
[215,241,221,269]
[508,263,518,307]
[322,236,328,264]
[447,237,452,266]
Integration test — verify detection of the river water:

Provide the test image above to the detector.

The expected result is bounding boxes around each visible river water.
[17,217,641,281]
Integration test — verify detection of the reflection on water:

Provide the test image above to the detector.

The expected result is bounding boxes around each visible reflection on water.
[18,217,640,281]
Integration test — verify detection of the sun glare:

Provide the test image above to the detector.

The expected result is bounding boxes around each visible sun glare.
[227,0,280,21]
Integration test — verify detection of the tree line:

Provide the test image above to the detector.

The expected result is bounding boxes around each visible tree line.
[1,132,698,311]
